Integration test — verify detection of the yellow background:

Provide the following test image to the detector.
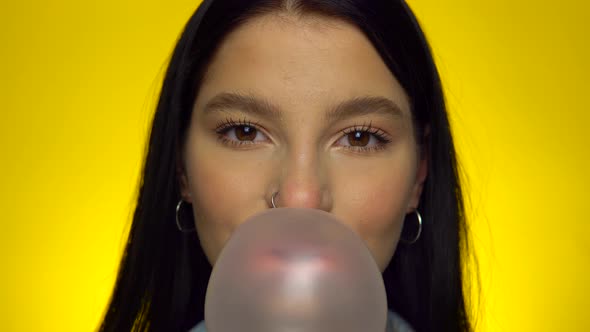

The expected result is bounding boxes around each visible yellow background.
[0,0,588,331]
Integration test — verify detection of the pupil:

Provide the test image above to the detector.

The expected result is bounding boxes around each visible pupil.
[236,125,256,141]
[349,131,369,146]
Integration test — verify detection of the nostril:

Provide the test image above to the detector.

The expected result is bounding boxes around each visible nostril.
[271,191,280,208]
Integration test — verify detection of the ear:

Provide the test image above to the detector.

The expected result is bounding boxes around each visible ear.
[176,150,193,202]
[407,125,430,212]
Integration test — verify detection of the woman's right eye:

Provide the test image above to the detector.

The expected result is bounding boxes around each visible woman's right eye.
[225,125,259,141]
[215,121,270,147]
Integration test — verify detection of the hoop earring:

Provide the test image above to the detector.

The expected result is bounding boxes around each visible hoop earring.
[271,192,279,208]
[401,209,422,244]
[176,200,196,233]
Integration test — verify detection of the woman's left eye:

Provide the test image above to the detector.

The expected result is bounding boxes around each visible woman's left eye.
[335,127,391,152]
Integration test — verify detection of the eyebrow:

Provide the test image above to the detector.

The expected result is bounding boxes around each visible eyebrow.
[202,92,404,122]
[325,96,404,122]
[203,92,284,122]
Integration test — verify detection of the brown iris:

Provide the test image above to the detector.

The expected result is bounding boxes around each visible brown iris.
[235,125,257,141]
[348,131,370,146]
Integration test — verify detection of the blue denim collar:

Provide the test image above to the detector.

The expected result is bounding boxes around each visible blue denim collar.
[188,310,414,332]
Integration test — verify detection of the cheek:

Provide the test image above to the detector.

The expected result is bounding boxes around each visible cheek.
[352,183,408,270]
[190,159,249,220]
[344,180,407,246]
[335,162,416,270]
[184,137,270,263]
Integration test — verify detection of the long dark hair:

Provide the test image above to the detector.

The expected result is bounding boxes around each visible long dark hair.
[99,0,476,331]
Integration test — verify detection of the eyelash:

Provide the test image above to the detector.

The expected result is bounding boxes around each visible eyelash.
[214,117,392,152]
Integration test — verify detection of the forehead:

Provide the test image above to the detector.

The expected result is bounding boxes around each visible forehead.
[195,13,410,117]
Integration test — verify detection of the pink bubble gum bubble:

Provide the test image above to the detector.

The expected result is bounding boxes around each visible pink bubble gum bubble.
[204,208,388,332]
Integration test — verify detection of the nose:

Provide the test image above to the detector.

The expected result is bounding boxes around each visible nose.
[273,151,332,212]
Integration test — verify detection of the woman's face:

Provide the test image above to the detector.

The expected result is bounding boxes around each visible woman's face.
[180,14,427,272]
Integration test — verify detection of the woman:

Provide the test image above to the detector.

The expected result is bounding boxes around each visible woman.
[99,0,476,331]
